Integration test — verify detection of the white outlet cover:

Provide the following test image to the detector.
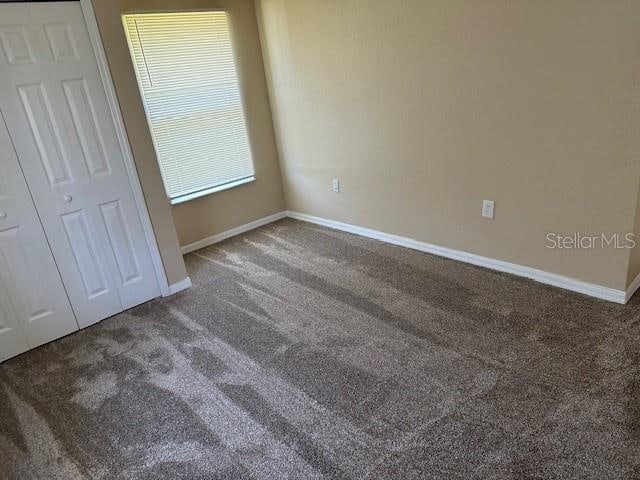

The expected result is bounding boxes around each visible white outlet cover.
[332,178,340,193]
[482,200,495,219]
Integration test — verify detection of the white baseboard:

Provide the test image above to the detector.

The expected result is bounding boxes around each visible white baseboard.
[180,211,288,254]
[626,272,640,303]
[175,208,632,304]
[166,277,192,296]
[286,211,629,304]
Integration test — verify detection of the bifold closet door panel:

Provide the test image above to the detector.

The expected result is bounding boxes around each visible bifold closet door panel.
[0,111,78,362]
[0,2,161,328]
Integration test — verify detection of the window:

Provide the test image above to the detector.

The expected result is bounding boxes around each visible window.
[123,11,255,204]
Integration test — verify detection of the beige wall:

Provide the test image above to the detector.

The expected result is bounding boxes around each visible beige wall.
[257,0,640,291]
[92,0,285,284]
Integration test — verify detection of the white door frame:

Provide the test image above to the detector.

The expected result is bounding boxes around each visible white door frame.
[79,0,170,296]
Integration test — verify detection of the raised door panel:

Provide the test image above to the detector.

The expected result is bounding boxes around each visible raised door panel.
[0,110,78,359]
[60,209,112,299]
[0,276,29,363]
[43,22,78,61]
[0,24,35,65]
[61,78,111,177]
[16,82,73,185]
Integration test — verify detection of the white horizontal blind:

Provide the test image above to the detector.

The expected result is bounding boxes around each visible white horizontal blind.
[123,11,255,202]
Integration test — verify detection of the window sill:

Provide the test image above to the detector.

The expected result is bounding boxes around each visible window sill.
[169,176,256,205]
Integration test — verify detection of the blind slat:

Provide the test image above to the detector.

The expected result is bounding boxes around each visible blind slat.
[123,11,255,200]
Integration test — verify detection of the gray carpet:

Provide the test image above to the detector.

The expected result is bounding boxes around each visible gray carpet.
[1,218,639,479]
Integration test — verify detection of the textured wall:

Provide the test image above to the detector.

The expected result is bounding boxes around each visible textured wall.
[257,0,640,290]
[92,0,285,259]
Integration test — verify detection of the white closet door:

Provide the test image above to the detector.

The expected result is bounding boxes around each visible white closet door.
[0,111,78,362]
[0,2,160,328]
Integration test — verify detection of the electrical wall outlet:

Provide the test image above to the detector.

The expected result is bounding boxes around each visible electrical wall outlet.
[482,200,495,219]
[332,178,340,193]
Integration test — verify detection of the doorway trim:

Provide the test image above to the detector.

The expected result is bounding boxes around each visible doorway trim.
[79,0,170,296]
